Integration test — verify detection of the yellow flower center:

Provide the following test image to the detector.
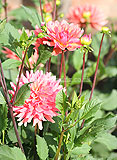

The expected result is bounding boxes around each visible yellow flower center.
[83,11,91,19]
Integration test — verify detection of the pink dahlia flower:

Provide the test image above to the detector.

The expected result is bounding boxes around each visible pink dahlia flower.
[9,70,63,130]
[34,20,84,55]
[45,20,84,55]
[67,4,108,30]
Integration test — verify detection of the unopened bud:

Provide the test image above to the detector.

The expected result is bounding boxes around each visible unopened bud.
[45,14,52,23]
[80,34,92,46]
[43,2,53,13]
[59,13,64,18]
[56,0,61,6]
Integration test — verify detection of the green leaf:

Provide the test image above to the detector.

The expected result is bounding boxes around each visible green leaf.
[14,83,31,106]
[76,113,116,145]
[35,45,52,67]
[0,19,7,33]
[2,59,21,70]
[105,66,117,78]
[107,153,117,160]
[9,7,28,21]
[93,89,117,111]
[80,99,101,120]
[49,117,62,133]
[55,90,68,117]
[102,90,117,110]
[0,104,8,131]
[3,68,19,83]
[0,23,20,45]
[7,122,21,143]
[0,145,26,160]
[36,135,48,160]
[72,91,78,108]
[71,69,92,86]
[91,33,110,59]
[73,49,87,71]
[22,6,41,28]
[91,142,110,159]
[94,133,117,151]
[0,91,6,104]
[44,133,57,158]
[20,28,28,41]
[70,144,91,158]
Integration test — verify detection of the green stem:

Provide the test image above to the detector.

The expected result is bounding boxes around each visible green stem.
[54,130,64,160]
[2,130,5,144]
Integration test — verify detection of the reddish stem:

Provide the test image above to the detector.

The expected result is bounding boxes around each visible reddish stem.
[79,52,85,98]
[48,57,51,72]
[57,55,60,76]
[39,0,44,22]
[12,48,28,105]
[52,0,56,21]
[80,119,85,129]
[89,33,105,101]
[0,61,24,153]
[47,0,57,72]
[62,51,67,94]
[59,52,64,79]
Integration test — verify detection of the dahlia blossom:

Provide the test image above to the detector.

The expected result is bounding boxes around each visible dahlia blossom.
[34,20,84,55]
[67,4,108,30]
[9,70,63,130]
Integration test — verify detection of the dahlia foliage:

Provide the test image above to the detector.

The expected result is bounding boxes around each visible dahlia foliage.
[0,1,116,159]
[9,71,63,129]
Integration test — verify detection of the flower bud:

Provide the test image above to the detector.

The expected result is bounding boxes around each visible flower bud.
[59,13,64,18]
[80,34,92,46]
[43,2,53,13]
[56,0,61,6]
[101,26,111,35]
[45,14,52,23]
